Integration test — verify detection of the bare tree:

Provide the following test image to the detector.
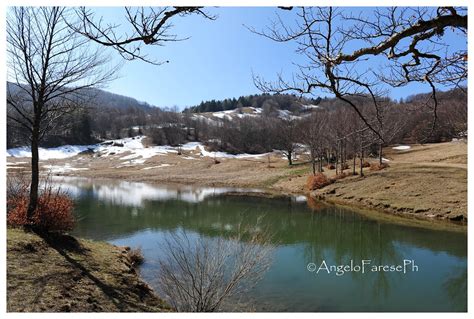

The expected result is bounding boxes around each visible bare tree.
[249,6,467,141]
[7,7,117,225]
[276,116,300,165]
[157,225,275,312]
[71,7,215,65]
[301,112,328,174]
[373,103,406,164]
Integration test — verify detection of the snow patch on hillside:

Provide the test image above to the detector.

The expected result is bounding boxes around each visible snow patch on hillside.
[392,145,411,151]
[43,164,89,173]
[7,145,93,160]
[212,110,234,120]
[141,164,172,170]
[7,135,271,161]
[302,104,320,110]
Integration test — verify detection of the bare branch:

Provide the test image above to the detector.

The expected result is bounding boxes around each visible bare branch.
[70,6,216,65]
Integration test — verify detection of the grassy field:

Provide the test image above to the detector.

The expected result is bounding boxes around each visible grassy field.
[314,141,467,222]
[7,228,168,312]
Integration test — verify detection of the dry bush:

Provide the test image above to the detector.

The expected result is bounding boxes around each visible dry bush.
[7,174,30,212]
[7,176,75,232]
[341,163,349,170]
[333,172,348,180]
[157,223,275,312]
[370,162,390,171]
[127,247,144,267]
[362,161,371,168]
[326,164,335,170]
[306,173,332,191]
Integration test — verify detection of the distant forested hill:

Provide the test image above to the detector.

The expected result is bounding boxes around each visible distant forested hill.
[7,82,159,147]
[184,93,322,113]
[7,81,466,150]
[7,82,154,111]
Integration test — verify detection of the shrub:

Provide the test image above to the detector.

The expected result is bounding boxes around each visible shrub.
[7,175,29,212]
[370,162,390,171]
[306,173,332,191]
[127,247,144,267]
[362,161,371,168]
[326,164,335,170]
[7,181,75,232]
[341,163,349,170]
[157,227,274,312]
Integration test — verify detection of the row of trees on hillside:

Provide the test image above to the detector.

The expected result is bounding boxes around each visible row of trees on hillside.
[143,88,466,173]
[185,93,321,113]
[8,85,465,160]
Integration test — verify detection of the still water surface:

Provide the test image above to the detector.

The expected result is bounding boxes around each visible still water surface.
[55,177,467,312]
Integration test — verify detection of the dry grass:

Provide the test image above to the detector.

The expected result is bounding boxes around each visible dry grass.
[332,172,348,180]
[315,141,467,222]
[369,162,390,171]
[7,228,168,312]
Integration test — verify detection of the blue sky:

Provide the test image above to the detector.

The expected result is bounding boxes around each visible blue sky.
[94,7,467,109]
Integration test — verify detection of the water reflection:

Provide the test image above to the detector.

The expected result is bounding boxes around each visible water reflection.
[52,176,272,206]
[57,177,466,312]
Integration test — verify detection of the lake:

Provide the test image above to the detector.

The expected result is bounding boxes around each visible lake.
[55,176,467,312]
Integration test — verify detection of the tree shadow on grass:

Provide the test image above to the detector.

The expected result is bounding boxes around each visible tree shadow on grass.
[37,231,155,312]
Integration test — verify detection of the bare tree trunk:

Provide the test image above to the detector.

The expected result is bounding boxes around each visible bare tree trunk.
[379,142,383,165]
[342,140,346,168]
[340,141,344,173]
[287,151,293,166]
[360,150,364,177]
[311,155,316,175]
[26,119,40,224]
[353,155,356,175]
[335,147,339,175]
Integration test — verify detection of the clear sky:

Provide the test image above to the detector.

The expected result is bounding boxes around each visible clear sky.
[93,7,466,109]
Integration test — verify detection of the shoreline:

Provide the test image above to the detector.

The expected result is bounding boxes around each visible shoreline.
[314,195,467,233]
[46,173,467,233]
[7,141,467,230]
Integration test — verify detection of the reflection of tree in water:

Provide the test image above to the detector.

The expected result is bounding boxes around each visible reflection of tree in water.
[302,207,404,301]
[443,267,467,311]
[73,192,466,261]
[69,186,468,311]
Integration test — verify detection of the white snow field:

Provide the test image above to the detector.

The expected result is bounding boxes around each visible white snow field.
[7,145,93,160]
[7,136,272,162]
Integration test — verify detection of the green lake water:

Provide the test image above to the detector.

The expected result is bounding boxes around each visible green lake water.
[55,177,467,312]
